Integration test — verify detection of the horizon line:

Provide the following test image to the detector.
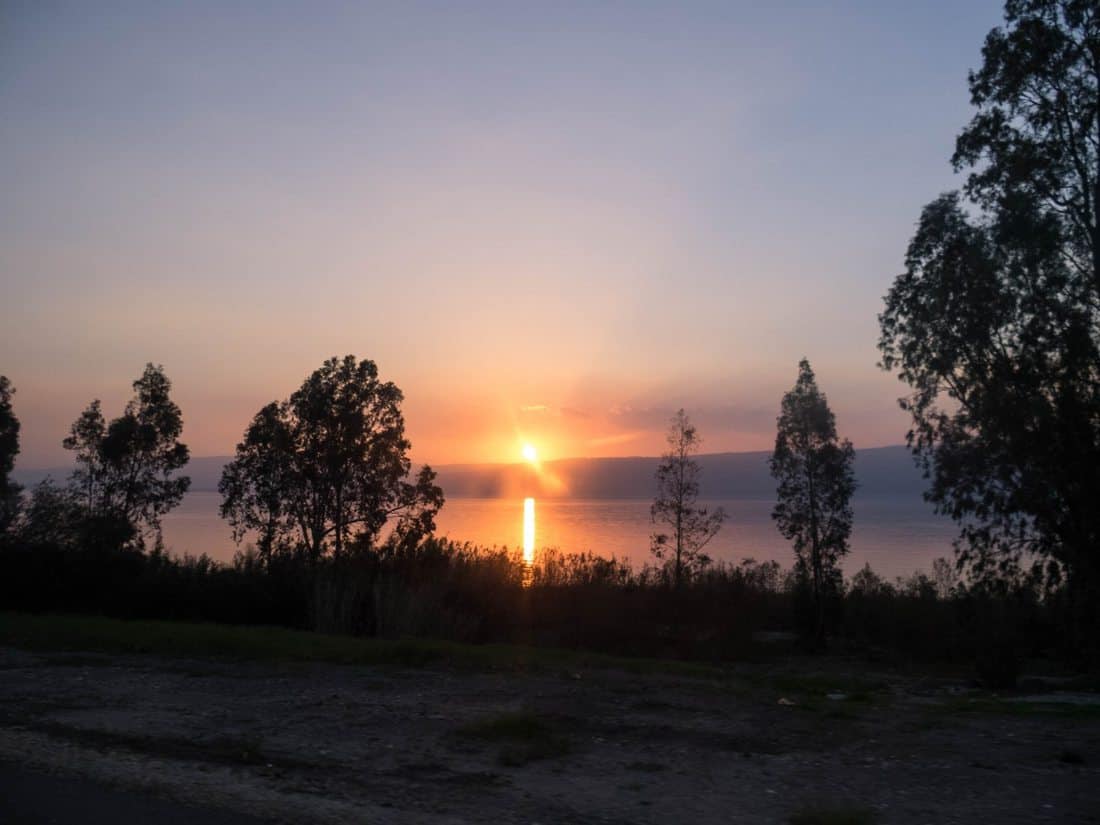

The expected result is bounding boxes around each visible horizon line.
[13,443,912,474]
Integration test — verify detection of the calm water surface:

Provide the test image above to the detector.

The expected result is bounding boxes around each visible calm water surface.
[162,492,958,579]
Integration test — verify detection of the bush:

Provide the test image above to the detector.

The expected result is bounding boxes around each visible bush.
[0,530,1067,669]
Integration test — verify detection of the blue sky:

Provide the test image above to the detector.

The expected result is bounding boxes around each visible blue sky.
[1,0,1004,465]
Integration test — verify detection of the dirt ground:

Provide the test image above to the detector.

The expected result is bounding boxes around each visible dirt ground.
[0,646,1097,824]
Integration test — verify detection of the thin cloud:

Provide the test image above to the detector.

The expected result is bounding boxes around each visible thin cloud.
[587,431,644,447]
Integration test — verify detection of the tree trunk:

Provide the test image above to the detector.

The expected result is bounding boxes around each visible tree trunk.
[334,485,344,557]
[675,508,683,590]
[1092,107,1099,295]
[807,454,824,649]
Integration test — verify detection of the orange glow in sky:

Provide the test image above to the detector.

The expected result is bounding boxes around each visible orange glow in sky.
[0,3,979,468]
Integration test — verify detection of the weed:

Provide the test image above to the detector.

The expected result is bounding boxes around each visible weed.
[455,711,571,766]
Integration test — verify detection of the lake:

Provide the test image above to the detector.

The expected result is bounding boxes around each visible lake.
[161,492,958,579]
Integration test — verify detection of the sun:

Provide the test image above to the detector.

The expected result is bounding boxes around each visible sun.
[521,443,538,463]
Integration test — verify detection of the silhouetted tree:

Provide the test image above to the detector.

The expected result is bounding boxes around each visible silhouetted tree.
[650,409,724,589]
[15,480,85,548]
[62,364,190,548]
[848,563,894,598]
[219,355,444,561]
[770,359,856,648]
[0,376,21,531]
[217,401,292,559]
[878,0,1100,649]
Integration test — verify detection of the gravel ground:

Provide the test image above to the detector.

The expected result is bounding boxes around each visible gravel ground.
[0,646,1097,824]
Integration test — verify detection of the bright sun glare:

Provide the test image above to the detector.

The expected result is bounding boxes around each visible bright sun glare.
[521,443,538,463]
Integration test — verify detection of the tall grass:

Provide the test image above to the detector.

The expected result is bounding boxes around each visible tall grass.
[0,533,1063,675]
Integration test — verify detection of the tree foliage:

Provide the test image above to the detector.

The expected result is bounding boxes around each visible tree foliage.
[650,409,724,589]
[878,1,1100,617]
[15,480,87,549]
[62,364,190,546]
[770,359,856,645]
[219,355,444,561]
[0,376,21,531]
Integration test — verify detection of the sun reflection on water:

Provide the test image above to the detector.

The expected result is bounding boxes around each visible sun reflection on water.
[522,497,535,565]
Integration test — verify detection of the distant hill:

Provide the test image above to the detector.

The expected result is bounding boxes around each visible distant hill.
[11,455,230,494]
[13,445,926,500]
[431,445,925,500]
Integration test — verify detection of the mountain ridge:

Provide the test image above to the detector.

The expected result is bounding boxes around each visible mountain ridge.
[13,445,926,500]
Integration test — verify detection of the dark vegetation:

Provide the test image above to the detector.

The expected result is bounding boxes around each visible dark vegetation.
[770,360,856,648]
[0,531,1066,686]
[649,408,725,589]
[878,0,1100,663]
[0,361,1083,685]
[0,376,20,532]
[218,355,443,562]
[1,2,1099,686]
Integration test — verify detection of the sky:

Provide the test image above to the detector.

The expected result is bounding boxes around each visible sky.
[1,0,1004,468]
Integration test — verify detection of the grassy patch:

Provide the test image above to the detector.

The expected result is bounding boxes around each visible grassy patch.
[748,672,888,719]
[455,711,572,766]
[1,612,445,667]
[0,612,734,680]
[789,804,876,825]
[762,672,890,699]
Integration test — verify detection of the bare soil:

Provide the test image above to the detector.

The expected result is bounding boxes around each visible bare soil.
[0,646,1097,823]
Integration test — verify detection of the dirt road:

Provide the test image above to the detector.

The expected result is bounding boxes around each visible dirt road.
[0,646,1096,823]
